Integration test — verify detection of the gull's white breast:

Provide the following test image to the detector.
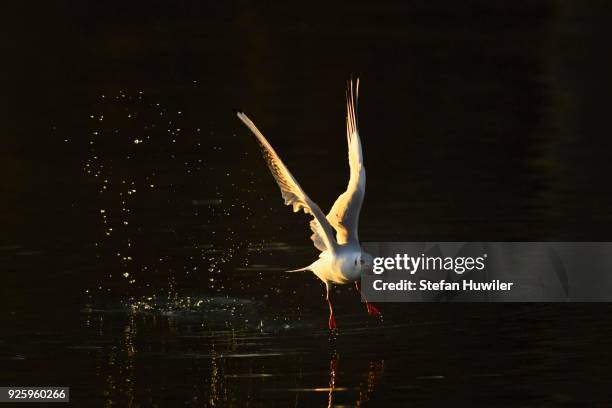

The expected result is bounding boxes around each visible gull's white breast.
[312,245,361,285]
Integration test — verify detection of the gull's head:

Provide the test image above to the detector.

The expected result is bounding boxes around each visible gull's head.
[355,251,374,273]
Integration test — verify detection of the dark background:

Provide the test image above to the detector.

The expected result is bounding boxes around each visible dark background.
[2,1,612,406]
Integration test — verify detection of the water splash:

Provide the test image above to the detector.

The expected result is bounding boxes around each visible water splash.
[79,88,265,304]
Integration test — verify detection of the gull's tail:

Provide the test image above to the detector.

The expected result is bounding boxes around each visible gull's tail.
[286,266,311,273]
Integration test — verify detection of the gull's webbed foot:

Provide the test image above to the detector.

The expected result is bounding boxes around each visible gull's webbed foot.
[328,313,337,330]
[366,303,381,317]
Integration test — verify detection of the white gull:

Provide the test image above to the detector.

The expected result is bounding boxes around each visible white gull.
[235,79,380,330]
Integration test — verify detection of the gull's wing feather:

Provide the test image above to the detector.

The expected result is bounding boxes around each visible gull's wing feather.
[327,79,365,245]
[236,111,337,253]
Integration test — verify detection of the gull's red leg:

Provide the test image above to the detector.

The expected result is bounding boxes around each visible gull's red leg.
[355,281,382,317]
[326,283,337,330]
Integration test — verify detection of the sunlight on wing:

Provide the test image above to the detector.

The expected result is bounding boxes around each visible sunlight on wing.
[327,79,366,245]
[236,111,337,253]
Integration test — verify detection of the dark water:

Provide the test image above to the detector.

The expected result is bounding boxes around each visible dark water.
[3,1,612,406]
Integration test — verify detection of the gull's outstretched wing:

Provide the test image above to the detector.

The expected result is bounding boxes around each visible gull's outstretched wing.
[236,111,337,253]
[327,79,365,245]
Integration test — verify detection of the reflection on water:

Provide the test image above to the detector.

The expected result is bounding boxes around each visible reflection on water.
[96,309,137,407]
[311,352,385,408]
[79,298,387,407]
[54,300,612,406]
[357,360,385,406]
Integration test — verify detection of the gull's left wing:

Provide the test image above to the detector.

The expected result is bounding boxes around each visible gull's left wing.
[327,79,366,245]
[236,111,338,254]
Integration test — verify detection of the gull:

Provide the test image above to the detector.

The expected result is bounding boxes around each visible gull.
[235,79,381,330]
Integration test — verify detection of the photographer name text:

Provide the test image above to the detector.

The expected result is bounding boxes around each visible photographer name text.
[372,279,514,292]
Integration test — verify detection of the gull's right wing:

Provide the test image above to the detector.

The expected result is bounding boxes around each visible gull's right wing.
[327,79,366,245]
[236,111,338,253]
